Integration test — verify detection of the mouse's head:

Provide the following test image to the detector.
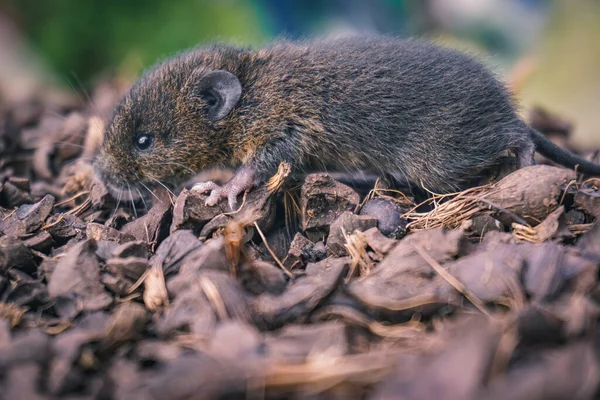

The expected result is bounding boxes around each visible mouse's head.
[93,58,242,196]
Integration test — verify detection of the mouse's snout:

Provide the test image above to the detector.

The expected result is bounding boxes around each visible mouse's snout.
[92,146,137,196]
[92,151,122,193]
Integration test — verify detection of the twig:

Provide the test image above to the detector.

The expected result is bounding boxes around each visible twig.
[371,187,413,204]
[54,190,90,207]
[199,276,229,320]
[2,208,17,220]
[559,179,577,205]
[41,214,65,230]
[253,221,294,279]
[461,195,528,226]
[413,243,492,318]
[66,198,91,216]
[314,305,426,339]
[342,228,371,279]
[127,268,151,294]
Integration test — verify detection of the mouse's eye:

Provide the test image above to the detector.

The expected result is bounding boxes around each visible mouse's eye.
[134,133,153,151]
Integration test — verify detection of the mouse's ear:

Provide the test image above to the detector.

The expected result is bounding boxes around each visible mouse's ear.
[190,70,242,122]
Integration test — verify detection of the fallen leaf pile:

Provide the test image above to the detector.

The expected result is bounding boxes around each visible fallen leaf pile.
[0,81,599,399]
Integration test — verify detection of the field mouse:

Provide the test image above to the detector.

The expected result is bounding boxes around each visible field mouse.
[94,36,600,209]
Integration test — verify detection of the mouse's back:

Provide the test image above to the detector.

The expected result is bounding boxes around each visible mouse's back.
[253,36,531,192]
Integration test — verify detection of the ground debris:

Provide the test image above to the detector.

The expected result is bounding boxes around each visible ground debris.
[0,194,54,237]
[300,173,361,241]
[0,87,599,399]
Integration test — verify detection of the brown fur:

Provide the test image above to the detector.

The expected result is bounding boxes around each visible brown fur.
[94,36,600,200]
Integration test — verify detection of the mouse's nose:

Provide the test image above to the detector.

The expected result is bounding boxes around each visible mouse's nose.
[91,154,108,181]
[92,154,120,188]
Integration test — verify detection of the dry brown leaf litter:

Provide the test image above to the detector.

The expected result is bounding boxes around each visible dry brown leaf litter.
[0,80,599,399]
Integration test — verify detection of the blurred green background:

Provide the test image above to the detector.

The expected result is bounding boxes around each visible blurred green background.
[2,0,268,84]
[1,0,599,145]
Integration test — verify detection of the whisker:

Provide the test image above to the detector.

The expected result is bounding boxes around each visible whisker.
[62,156,96,168]
[163,161,197,176]
[111,189,122,220]
[139,181,160,202]
[64,75,89,109]
[136,187,149,213]
[128,183,138,219]
[46,141,87,150]
[42,110,68,121]
[69,71,104,118]
[151,177,175,197]
[64,73,108,137]
[41,110,96,139]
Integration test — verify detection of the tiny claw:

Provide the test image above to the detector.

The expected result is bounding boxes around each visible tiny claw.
[227,193,238,211]
[191,181,219,194]
[192,181,226,207]
[205,188,224,207]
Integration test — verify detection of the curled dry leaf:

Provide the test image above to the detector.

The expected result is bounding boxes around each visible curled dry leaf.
[406,165,576,231]
[121,186,172,244]
[300,173,361,241]
[512,206,565,243]
[47,239,112,319]
[265,161,292,194]
[326,211,377,257]
[0,303,27,327]
[98,301,148,354]
[0,235,36,274]
[143,263,169,312]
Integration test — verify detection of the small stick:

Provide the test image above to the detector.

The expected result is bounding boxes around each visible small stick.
[2,208,17,220]
[559,179,577,205]
[54,191,90,207]
[253,221,294,279]
[41,214,65,230]
[127,268,151,294]
[116,293,141,302]
[462,196,529,226]
[372,187,413,204]
[314,305,426,339]
[66,198,91,216]
[413,243,492,318]
[199,276,229,320]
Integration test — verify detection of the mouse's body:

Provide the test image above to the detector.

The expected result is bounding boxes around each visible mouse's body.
[94,36,600,208]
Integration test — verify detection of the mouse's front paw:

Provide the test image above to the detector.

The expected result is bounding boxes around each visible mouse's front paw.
[191,181,225,207]
[192,165,257,210]
[191,181,232,208]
